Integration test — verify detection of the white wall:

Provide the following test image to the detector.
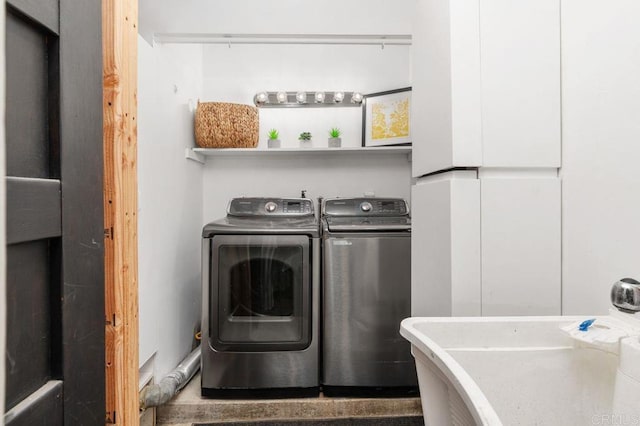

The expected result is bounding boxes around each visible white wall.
[203,43,411,148]
[200,43,412,220]
[561,1,640,314]
[138,36,204,378]
[202,154,412,220]
[1,3,6,422]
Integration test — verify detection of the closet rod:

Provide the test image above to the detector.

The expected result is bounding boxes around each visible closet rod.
[154,33,412,46]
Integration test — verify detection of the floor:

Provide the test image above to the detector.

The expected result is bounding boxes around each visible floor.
[157,374,424,425]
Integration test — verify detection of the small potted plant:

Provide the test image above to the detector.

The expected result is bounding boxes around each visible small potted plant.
[328,127,342,148]
[298,131,312,148]
[267,128,281,148]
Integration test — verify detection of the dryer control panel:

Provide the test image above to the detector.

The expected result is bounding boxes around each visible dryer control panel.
[228,197,314,217]
[323,198,408,217]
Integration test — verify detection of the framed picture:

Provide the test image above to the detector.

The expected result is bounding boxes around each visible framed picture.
[362,87,412,147]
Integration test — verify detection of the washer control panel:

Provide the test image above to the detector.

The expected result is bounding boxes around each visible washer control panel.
[324,198,408,217]
[228,197,314,217]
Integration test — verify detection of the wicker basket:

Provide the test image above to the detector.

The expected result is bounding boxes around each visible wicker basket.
[194,102,259,148]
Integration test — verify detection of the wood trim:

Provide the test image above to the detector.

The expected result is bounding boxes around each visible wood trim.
[103,0,139,424]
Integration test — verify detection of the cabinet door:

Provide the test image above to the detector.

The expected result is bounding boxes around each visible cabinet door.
[480,176,561,315]
[411,172,481,316]
[412,0,560,174]
[411,0,482,178]
[480,0,561,167]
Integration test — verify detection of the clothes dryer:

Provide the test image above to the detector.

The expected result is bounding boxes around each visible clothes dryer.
[202,197,320,397]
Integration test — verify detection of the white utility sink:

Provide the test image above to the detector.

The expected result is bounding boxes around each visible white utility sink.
[400,310,640,426]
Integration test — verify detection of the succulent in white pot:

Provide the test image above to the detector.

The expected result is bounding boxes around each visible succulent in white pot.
[298,131,312,148]
[328,127,342,148]
[267,128,281,148]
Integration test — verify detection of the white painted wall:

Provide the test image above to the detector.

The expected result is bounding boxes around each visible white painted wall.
[202,43,411,148]
[1,3,6,422]
[561,1,640,314]
[140,0,413,43]
[138,36,204,378]
[200,43,412,220]
[202,154,412,220]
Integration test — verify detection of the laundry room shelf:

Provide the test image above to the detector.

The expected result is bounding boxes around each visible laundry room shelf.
[187,146,412,163]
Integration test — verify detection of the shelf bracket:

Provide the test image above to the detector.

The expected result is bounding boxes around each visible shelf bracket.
[185,148,205,164]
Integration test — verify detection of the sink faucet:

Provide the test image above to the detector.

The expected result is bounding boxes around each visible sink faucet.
[611,278,640,313]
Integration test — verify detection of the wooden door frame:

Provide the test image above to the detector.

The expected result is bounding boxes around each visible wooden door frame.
[103,0,140,424]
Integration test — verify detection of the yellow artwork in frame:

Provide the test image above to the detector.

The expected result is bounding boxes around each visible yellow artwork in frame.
[363,87,411,147]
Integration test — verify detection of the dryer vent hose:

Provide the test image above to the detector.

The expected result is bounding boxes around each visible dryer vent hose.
[139,345,201,410]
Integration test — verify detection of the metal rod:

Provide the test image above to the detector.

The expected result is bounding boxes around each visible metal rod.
[154,33,412,46]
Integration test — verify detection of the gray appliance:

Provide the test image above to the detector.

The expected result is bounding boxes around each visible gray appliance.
[201,197,320,397]
[322,197,417,395]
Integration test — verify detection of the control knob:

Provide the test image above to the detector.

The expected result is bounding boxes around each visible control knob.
[360,201,372,212]
[265,202,278,213]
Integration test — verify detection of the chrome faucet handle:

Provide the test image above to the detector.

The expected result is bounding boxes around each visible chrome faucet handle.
[611,278,640,313]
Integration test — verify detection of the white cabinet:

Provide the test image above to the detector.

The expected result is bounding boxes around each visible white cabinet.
[411,0,562,315]
[411,171,561,316]
[480,174,561,315]
[412,171,481,317]
[480,0,561,167]
[411,0,482,178]
[411,0,561,177]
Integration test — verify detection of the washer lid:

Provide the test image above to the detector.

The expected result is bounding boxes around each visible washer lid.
[324,216,411,232]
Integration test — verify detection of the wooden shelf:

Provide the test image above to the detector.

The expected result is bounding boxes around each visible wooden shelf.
[186,146,412,163]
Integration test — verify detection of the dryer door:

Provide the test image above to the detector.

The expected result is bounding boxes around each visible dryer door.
[210,234,312,351]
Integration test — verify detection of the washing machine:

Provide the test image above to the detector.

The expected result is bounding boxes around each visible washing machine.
[321,197,418,395]
[201,197,320,397]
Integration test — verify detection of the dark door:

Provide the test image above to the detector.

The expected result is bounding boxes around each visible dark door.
[4,0,104,425]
